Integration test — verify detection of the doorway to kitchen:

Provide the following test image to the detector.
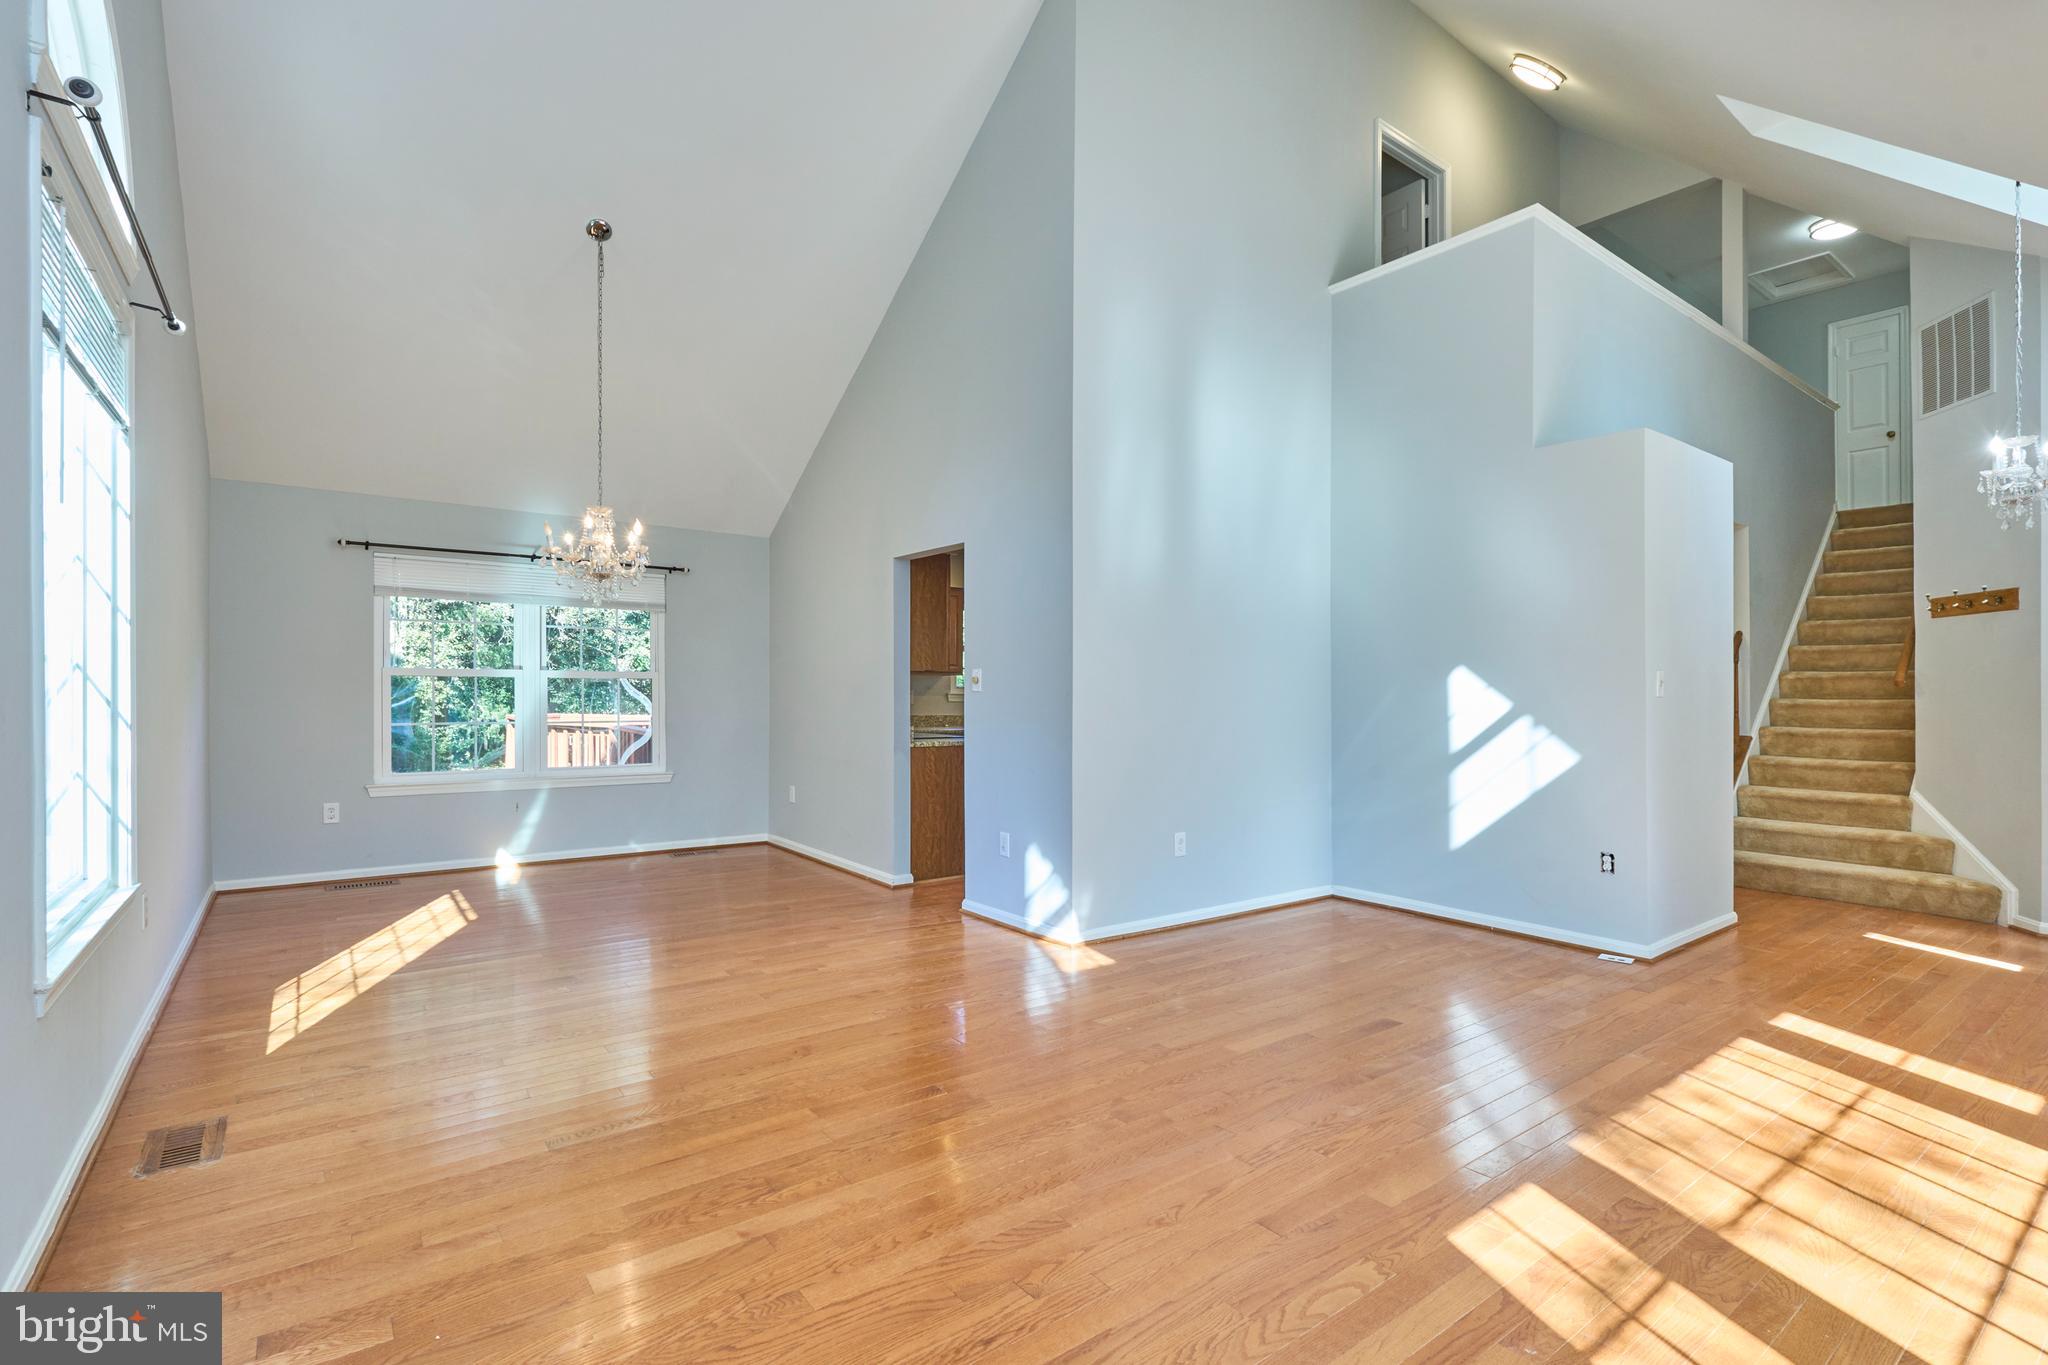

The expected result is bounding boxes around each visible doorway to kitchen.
[905,547,964,881]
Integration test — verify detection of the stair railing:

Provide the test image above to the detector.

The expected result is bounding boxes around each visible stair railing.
[1733,630,1751,780]
[1894,616,1915,689]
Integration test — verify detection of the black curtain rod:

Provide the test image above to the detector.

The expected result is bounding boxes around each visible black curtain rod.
[336,538,690,575]
[28,85,185,334]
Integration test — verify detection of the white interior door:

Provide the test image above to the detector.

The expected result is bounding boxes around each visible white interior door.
[1381,179,1429,263]
[1831,308,1909,509]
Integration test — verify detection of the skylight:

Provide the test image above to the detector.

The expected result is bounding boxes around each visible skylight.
[1720,96,2048,223]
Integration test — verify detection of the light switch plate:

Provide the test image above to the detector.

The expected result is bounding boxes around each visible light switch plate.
[969,669,983,692]
[999,831,1011,857]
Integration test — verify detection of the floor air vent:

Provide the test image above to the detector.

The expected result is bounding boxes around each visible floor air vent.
[327,878,399,891]
[135,1117,227,1178]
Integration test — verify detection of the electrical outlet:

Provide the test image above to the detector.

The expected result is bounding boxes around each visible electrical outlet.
[788,785,797,804]
[1173,832,1187,857]
[322,802,340,825]
[999,831,1011,857]
[1599,851,1616,874]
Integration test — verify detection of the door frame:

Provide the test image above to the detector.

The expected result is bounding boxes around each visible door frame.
[1827,304,1912,507]
[1374,121,1450,268]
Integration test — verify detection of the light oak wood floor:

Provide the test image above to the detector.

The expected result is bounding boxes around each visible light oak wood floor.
[38,845,2048,1363]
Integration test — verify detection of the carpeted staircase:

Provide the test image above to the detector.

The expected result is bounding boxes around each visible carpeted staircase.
[1733,502,2002,923]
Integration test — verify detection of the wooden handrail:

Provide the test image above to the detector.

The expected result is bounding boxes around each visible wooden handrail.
[1894,616,1915,688]
[1733,630,1744,733]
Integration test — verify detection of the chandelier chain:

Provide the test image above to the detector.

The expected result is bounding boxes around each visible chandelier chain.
[539,218,649,601]
[2017,178,2025,442]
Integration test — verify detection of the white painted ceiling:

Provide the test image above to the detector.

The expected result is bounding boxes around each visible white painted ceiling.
[161,1,1042,537]
[1413,0,2048,256]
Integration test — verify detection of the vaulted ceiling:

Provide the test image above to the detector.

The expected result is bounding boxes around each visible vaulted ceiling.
[1414,0,2048,255]
[162,1,1042,537]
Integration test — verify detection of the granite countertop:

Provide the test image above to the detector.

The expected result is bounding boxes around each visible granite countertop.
[910,712,963,748]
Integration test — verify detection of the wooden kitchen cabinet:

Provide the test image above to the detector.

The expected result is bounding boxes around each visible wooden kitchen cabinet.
[910,743,964,879]
[909,556,955,673]
[943,586,963,671]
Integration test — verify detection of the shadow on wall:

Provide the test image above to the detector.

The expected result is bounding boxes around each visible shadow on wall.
[1447,666,1581,850]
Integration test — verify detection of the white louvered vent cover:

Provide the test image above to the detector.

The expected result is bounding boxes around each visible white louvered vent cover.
[1920,296,1994,416]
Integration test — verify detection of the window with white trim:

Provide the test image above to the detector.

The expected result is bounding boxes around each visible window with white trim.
[371,554,666,790]
[38,184,136,971]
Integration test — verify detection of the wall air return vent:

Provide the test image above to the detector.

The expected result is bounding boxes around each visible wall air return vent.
[1748,251,1855,302]
[1919,295,1994,416]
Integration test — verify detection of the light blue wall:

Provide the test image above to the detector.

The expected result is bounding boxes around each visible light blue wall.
[1332,214,1807,951]
[1,0,215,1285]
[1532,226,1836,727]
[769,0,1075,917]
[207,480,769,883]
[1068,0,1562,934]
[1908,240,2040,918]
[1749,271,1910,396]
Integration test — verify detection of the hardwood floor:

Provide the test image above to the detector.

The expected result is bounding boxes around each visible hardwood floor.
[38,845,2048,1363]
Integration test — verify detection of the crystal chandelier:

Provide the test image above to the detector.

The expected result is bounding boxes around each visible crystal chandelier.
[1979,181,2047,529]
[541,218,650,601]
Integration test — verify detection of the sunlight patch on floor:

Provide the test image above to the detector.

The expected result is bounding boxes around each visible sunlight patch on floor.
[1771,1012,2045,1114]
[1546,1032,2048,1362]
[266,891,476,1053]
[1450,1183,1792,1362]
[1863,931,2023,973]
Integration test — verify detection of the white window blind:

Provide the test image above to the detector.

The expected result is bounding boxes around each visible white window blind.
[371,552,666,611]
[41,189,128,415]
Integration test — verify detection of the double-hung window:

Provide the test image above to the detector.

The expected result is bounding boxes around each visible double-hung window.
[370,554,667,793]
[37,183,136,991]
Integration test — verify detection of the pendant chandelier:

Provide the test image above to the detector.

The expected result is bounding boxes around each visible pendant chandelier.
[1979,181,2046,529]
[541,217,650,600]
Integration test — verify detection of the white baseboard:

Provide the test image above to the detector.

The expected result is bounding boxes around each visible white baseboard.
[2013,913,2048,937]
[1741,506,1836,788]
[214,834,771,892]
[766,836,912,888]
[962,886,1334,945]
[1332,885,1735,960]
[7,884,217,1292]
[1910,788,2019,927]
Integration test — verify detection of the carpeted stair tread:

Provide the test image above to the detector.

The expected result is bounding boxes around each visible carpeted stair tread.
[1821,546,1912,573]
[1742,786,1912,828]
[1746,755,1914,795]
[1807,591,1914,620]
[1798,617,1913,646]
[1778,670,1914,700]
[1739,785,1912,830]
[1768,696,1914,729]
[1834,501,1915,529]
[1756,725,1914,761]
[1830,522,1914,550]
[1734,817,1954,873]
[1813,569,1913,596]
[1734,851,2000,923]
[1788,644,1908,672]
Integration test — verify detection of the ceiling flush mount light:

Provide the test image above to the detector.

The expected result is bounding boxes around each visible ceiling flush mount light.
[1808,218,1858,241]
[1509,54,1566,92]
[1979,181,2046,529]
[541,218,651,601]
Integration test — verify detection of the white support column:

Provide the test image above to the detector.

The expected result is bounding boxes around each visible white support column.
[1721,180,1747,340]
